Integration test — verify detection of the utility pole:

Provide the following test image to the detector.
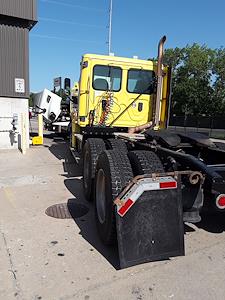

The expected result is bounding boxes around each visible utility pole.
[108,0,113,54]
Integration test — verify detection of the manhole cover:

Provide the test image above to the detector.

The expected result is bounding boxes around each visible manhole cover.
[46,203,71,219]
[46,202,89,219]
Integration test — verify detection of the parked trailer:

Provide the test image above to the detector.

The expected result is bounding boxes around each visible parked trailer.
[68,36,225,268]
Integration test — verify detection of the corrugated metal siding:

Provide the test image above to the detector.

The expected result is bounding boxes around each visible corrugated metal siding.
[0,24,29,98]
[0,0,37,21]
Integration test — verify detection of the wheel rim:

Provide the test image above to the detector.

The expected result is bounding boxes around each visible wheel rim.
[83,150,90,190]
[96,168,106,224]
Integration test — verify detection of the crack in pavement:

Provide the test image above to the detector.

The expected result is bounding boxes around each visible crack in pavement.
[0,227,23,300]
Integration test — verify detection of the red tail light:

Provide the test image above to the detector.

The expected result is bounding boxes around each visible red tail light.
[216,194,225,209]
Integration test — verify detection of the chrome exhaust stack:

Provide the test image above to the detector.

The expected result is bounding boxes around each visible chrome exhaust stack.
[153,35,167,129]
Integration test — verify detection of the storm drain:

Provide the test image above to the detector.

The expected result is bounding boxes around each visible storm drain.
[46,201,89,219]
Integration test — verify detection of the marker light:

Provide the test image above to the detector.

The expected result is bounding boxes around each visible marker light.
[216,194,225,209]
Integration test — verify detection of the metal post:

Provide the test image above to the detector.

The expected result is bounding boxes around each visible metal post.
[108,0,113,54]
[21,113,27,154]
[38,113,43,139]
[32,113,43,145]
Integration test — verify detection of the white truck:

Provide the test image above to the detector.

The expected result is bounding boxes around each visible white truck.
[33,88,70,132]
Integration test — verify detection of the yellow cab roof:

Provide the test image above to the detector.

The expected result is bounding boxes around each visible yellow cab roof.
[82,53,155,68]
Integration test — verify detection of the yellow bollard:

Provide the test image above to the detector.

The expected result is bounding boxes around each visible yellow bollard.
[32,114,44,145]
[38,113,43,138]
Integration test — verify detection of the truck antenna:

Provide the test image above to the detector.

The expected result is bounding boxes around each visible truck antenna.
[108,0,113,54]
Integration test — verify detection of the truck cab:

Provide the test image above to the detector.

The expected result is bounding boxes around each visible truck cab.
[76,54,171,130]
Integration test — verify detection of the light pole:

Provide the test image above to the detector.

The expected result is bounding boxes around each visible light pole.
[108,0,113,54]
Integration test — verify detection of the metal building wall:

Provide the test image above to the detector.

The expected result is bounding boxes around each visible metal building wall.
[0,23,29,98]
[0,0,37,21]
[0,0,37,150]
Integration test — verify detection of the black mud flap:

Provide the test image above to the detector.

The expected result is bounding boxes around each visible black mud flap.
[115,183,184,269]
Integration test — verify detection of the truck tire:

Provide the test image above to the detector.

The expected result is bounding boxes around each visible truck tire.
[83,138,106,202]
[106,138,128,153]
[128,150,164,175]
[95,150,133,245]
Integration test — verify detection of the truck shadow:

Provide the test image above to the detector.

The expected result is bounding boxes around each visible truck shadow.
[196,213,225,233]
[184,213,225,234]
[65,178,120,270]
[47,141,81,178]
[47,140,120,269]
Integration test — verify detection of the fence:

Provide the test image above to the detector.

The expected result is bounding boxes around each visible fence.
[169,115,225,130]
[169,115,225,138]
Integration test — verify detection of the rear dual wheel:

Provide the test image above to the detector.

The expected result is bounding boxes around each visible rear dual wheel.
[82,138,128,202]
[128,150,164,175]
[95,149,164,245]
[83,139,164,245]
[95,150,133,245]
[83,138,106,202]
[105,138,128,153]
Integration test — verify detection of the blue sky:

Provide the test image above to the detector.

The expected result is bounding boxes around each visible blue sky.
[30,0,225,92]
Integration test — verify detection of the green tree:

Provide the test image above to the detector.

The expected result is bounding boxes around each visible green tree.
[164,44,217,116]
[212,48,225,115]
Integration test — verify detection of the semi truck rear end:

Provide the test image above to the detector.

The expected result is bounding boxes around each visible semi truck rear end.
[67,36,225,268]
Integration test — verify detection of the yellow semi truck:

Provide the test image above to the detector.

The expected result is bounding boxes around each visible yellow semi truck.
[68,36,225,268]
[71,37,170,142]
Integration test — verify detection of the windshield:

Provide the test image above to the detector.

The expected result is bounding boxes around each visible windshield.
[127,69,155,94]
[93,65,122,92]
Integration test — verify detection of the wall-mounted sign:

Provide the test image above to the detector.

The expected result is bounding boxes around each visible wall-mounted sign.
[54,77,61,88]
[15,78,25,93]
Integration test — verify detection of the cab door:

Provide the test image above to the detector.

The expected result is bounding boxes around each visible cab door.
[91,64,123,126]
[118,68,155,127]
[89,61,156,128]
